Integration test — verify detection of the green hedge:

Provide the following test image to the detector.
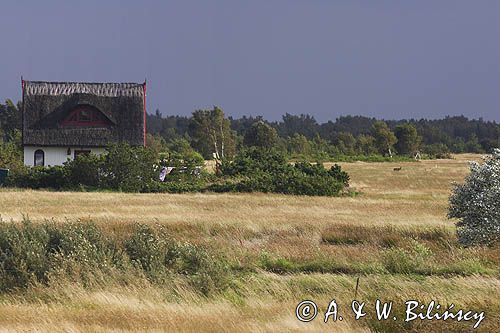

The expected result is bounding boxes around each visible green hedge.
[6,145,351,197]
[217,148,349,196]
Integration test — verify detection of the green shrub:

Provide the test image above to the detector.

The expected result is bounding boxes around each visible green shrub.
[101,144,158,192]
[7,166,69,189]
[125,224,168,278]
[124,224,230,295]
[142,179,206,193]
[382,240,433,274]
[0,220,230,295]
[0,219,51,290]
[448,149,500,246]
[219,147,349,196]
[64,153,102,188]
[423,143,452,159]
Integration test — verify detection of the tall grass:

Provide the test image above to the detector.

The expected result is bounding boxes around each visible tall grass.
[0,219,230,296]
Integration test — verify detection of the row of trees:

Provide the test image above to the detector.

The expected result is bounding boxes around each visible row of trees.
[1,99,499,165]
[147,109,499,160]
[149,108,450,160]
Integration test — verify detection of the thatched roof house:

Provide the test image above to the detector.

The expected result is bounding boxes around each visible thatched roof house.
[22,80,146,166]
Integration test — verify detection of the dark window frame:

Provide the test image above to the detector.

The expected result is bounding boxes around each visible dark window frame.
[34,149,45,166]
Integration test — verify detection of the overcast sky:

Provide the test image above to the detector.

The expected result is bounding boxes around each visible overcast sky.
[1,1,499,122]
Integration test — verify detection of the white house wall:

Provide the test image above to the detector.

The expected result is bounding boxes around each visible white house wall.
[23,146,106,167]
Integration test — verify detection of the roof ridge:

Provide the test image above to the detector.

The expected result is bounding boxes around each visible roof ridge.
[25,80,144,85]
[24,81,145,97]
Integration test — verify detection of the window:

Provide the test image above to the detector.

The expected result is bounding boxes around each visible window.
[34,149,44,166]
[74,150,91,159]
[60,106,112,127]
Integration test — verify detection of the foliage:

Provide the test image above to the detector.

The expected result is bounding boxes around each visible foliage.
[64,153,102,188]
[7,165,68,189]
[124,224,229,294]
[188,107,236,159]
[423,143,452,159]
[0,220,229,295]
[159,150,204,174]
[100,143,157,192]
[0,129,23,173]
[371,121,397,156]
[218,147,349,196]
[243,121,278,149]
[448,149,500,246]
[146,133,169,155]
[8,143,159,192]
[0,100,22,140]
[394,123,421,156]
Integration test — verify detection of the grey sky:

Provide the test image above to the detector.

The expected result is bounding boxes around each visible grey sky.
[1,0,499,122]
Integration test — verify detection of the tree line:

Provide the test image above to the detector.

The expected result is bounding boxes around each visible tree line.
[1,99,499,164]
[146,108,499,160]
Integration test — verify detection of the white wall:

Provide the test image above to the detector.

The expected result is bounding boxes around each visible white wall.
[24,146,106,167]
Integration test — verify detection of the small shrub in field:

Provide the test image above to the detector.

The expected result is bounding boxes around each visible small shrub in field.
[0,220,230,295]
[0,219,51,290]
[8,166,69,189]
[101,144,157,192]
[125,224,230,295]
[174,243,230,295]
[64,154,102,188]
[381,248,416,274]
[382,240,433,274]
[219,147,349,196]
[124,224,168,277]
[448,149,500,246]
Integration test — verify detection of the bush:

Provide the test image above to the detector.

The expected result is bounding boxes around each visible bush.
[219,147,349,196]
[424,143,452,159]
[8,144,161,192]
[7,165,69,189]
[381,240,433,274]
[0,219,121,291]
[125,224,169,278]
[125,224,229,295]
[448,149,500,246]
[64,153,102,188]
[101,144,157,192]
[0,220,230,295]
[0,219,51,290]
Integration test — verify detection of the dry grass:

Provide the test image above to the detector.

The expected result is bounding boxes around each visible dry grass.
[0,155,476,229]
[0,154,498,332]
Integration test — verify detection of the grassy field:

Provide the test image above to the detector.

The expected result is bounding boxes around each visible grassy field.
[0,154,498,332]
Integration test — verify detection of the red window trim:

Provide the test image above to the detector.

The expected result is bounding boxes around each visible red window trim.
[61,106,112,127]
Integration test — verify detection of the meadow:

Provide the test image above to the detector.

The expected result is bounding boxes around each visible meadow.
[0,154,498,332]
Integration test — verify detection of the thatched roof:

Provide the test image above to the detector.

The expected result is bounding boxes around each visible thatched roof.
[23,81,145,147]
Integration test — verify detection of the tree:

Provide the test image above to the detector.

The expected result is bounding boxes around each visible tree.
[189,107,236,159]
[243,121,278,149]
[371,121,397,156]
[101,143,157,192]
[146,133,168,155]
[0,129,23,172]
[465,134,483,153]
[448,149,500,246]
[0,100,22,140]
[287,133,311,156]
[334,132,356,155]
[356,134,377,155]
[277,113,319,139]
[394,123,421,156]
